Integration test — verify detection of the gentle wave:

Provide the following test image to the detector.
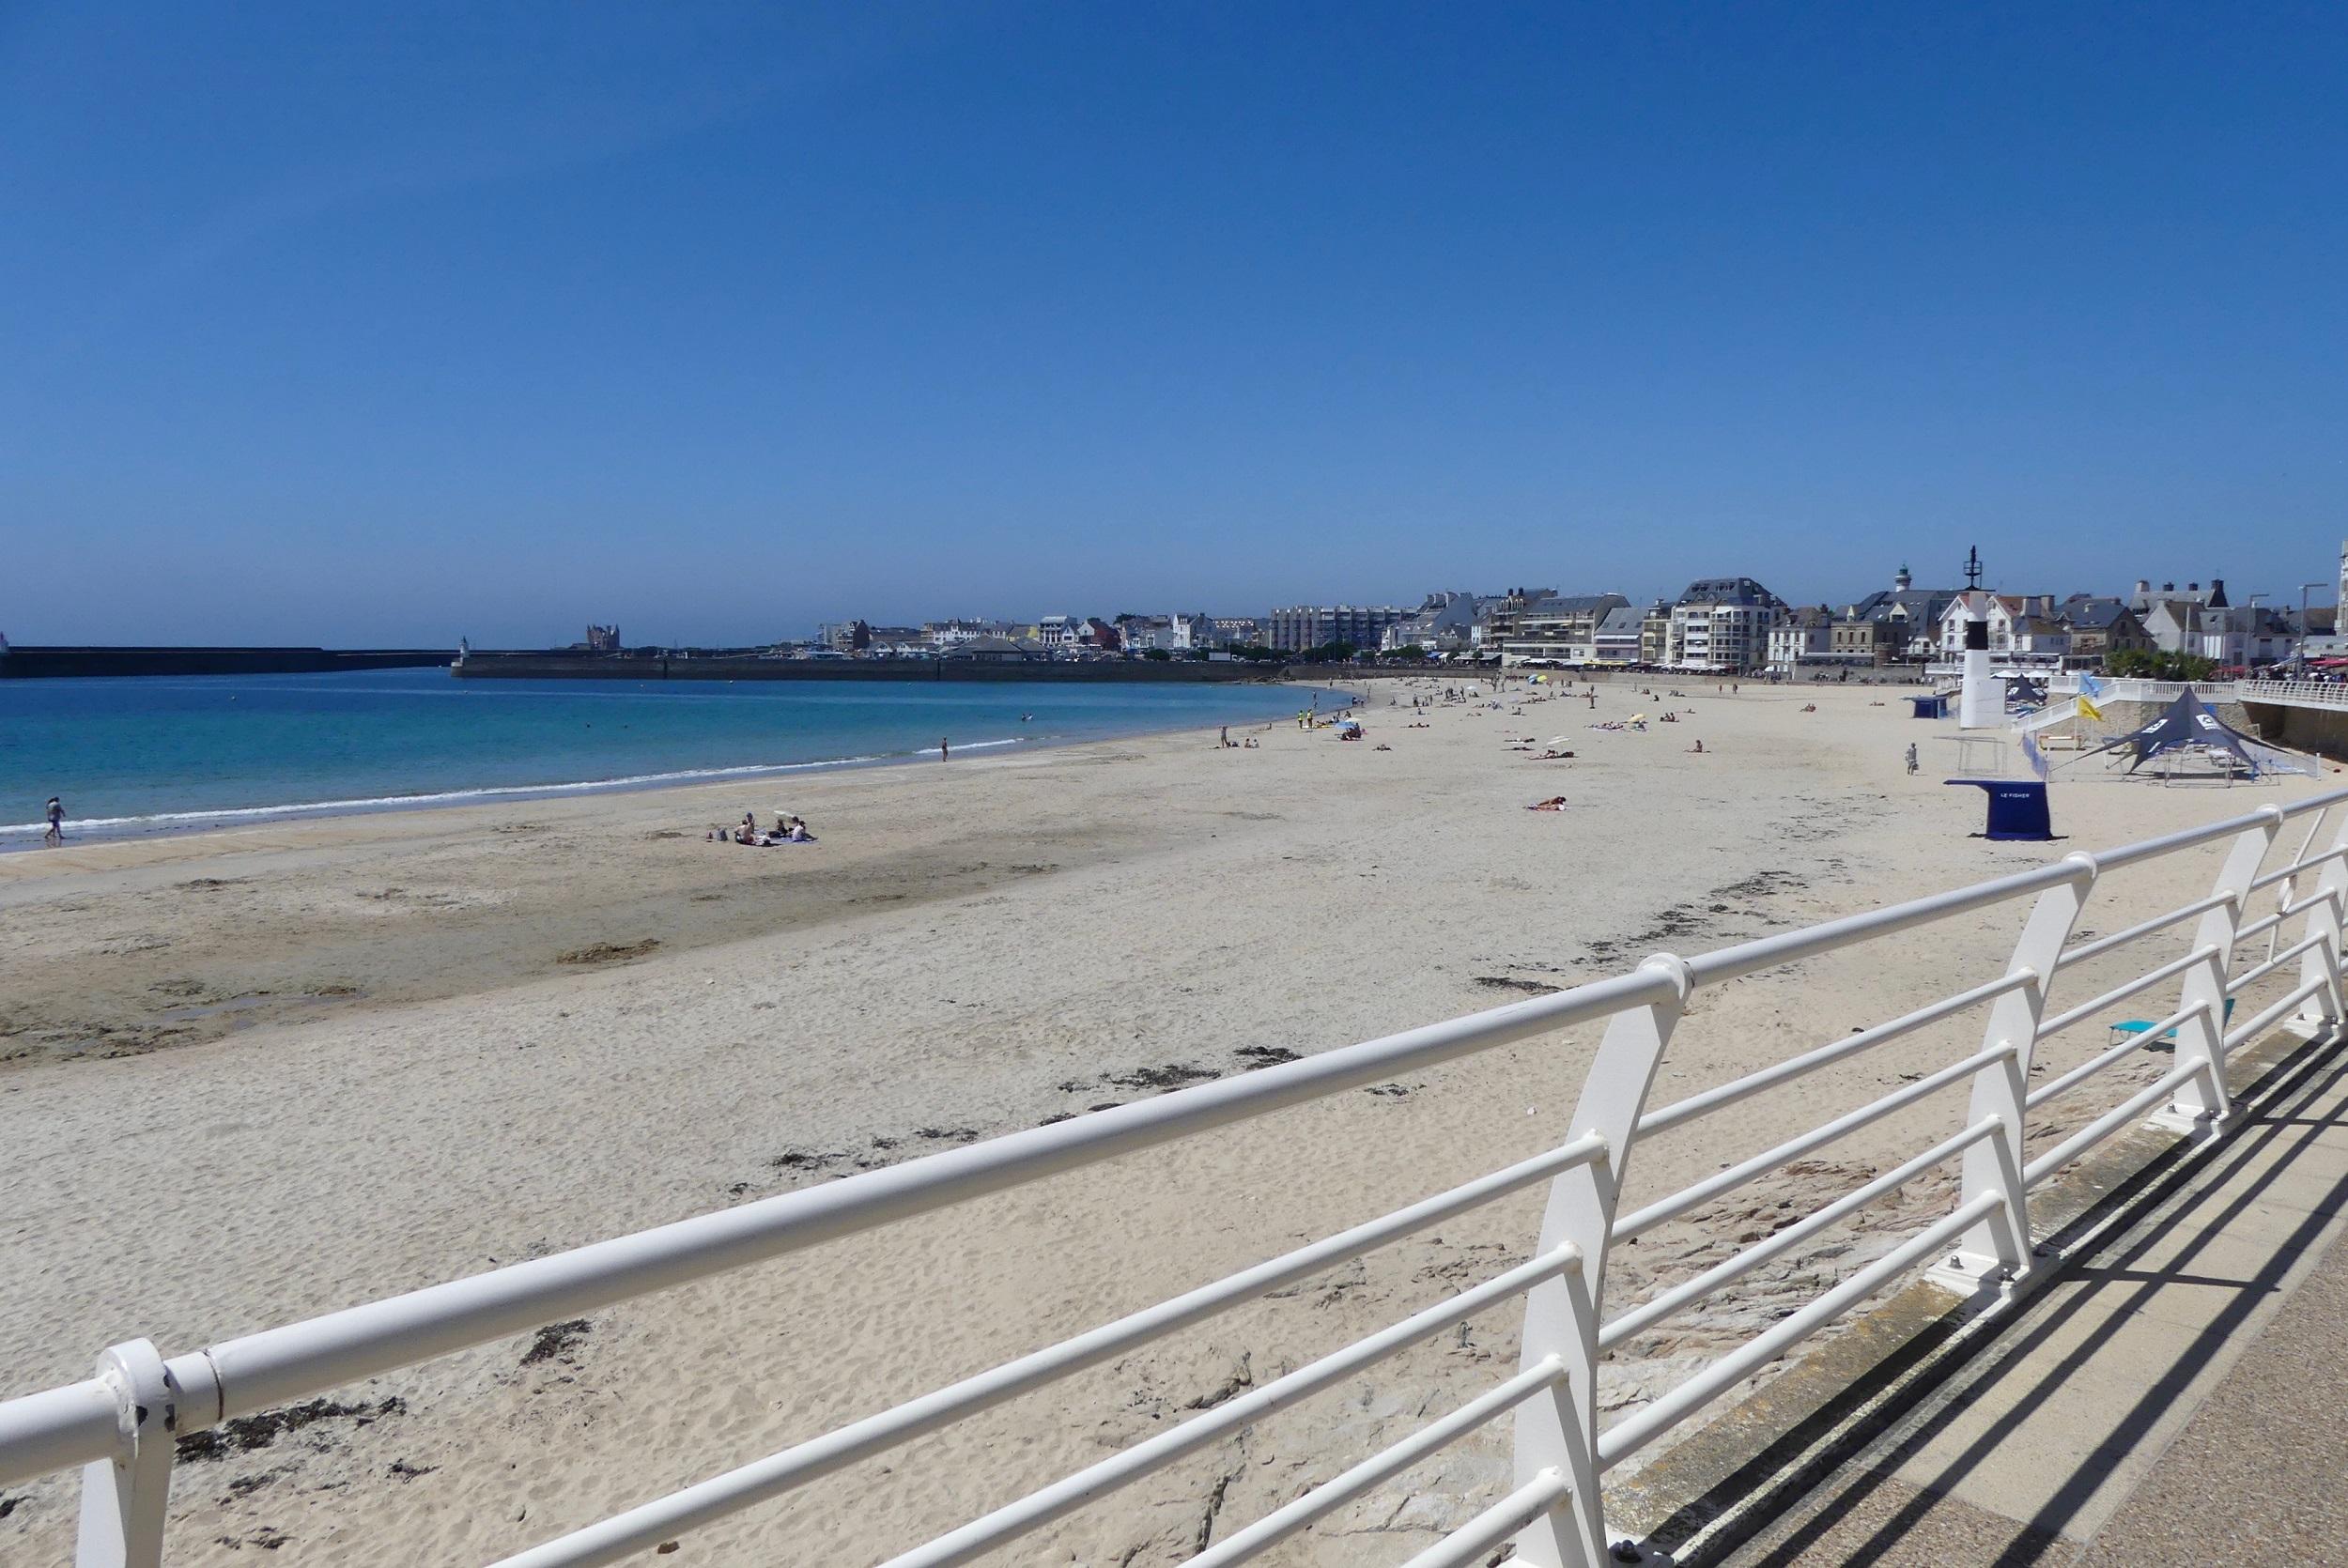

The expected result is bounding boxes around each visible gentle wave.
[0,740,1031,840]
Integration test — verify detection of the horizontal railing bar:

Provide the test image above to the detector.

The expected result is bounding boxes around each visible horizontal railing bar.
[1396,1470,1574,1568]
[1638,972,2031,1136]
[2027,1005,2204,1111]
[873,1245,1583,1568]
[2224,977,2330,1052]
[2229,934,2328,996]
[1681,864,2085,988]
[2093,805,2292,870]
[1599,1117,2001,1351]
[2234,910,2288,945]
[1183,1357,1569,1568]
[2245,840,2339,887]
[1614,1043,2015,1241]
[2036,947,2218,1042]
[2024,1061,2204,1188]
[0,1379,117,1489]
[2239,887,2334,945]
[487,1137,1607,1568]
[2054,896,2233,971]
[1599,1194,2002,1469]
[2249,845,2348,890]
[2281,791,2348,820]
[175,971,1672,1427]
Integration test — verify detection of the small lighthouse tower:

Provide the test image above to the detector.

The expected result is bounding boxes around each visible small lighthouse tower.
[1957,547,2000,730]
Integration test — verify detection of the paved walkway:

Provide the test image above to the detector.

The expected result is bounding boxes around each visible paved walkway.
[1715,1033,2348,1568]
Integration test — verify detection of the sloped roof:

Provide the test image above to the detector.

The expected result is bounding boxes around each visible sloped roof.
[1524,592,1630,618]
[1677,576,1777,606]
[2058,598,2136,630]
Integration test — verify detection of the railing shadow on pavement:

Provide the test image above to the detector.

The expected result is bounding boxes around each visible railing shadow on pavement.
[1656,1023,2348,1568]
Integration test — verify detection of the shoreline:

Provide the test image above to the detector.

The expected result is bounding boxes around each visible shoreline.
[2,683,1355,852]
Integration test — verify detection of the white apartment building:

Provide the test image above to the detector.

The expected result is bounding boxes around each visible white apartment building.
[1265,604,1409,653]
[1500,593,1630,664]
[1668,577,1783,670]
[1765,606,1835,673]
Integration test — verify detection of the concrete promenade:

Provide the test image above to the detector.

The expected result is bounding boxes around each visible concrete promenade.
[1711,1028,2348,1567]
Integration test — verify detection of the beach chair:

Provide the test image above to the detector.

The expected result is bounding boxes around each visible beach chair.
[2109,996,2235,1049]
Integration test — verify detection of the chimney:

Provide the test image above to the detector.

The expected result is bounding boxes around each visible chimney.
[2136,579,2151,594]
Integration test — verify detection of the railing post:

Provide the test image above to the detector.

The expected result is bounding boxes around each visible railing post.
[1929,859,2092,1299]
[75,1340,178,1568]
[2294,809,2348,1030]
[1511,953,1691,1568]
[2154,807,2283,1132]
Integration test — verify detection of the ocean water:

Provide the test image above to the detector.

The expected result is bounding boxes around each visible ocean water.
[0,669,1327,844]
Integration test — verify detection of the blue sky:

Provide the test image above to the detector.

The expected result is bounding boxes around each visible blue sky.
[4,2,2343,645]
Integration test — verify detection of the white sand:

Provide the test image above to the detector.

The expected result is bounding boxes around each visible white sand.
[2,680,2333,1562]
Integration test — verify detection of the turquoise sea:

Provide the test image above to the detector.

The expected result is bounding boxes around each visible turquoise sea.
[0,669,1325,845]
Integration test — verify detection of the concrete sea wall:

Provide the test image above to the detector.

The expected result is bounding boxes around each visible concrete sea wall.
[0,647,453,679]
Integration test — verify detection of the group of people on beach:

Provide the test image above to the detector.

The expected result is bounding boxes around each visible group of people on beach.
[711,812,814,846]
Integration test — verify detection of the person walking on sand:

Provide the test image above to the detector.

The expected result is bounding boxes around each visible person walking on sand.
[43,796,64,847]
[940,736,950,761]
[1906,743,1920,776]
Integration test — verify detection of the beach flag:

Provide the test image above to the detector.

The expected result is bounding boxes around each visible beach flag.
[2075,670,2105,722]
[2076,693,2104,721]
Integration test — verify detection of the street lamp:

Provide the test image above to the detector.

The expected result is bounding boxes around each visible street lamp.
[2300,582,2325,671]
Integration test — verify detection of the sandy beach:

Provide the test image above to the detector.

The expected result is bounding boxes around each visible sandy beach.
[2,679,2333,1563]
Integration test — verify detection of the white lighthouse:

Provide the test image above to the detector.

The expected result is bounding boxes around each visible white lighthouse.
[1955,547,1998,730]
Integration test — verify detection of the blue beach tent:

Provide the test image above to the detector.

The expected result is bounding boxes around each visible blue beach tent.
[1945,778,2055,840]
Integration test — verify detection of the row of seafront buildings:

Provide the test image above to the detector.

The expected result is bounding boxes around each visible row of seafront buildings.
[1383,566,2326,675]
[802,557,2336,674]
[813,613,1272,659]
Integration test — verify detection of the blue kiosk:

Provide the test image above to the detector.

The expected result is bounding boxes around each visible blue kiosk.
[1945,778,2054,841]
[1908,693,1951,719]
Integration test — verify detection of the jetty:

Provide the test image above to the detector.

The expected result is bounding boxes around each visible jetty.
[0,645,453,679]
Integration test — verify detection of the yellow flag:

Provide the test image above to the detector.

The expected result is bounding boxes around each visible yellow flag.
[2077,694,2104,721]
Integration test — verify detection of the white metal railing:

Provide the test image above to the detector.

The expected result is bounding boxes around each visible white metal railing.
[2047,674,2195,703]
[8,794,2348,1567]
[2238,679,2348,712]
